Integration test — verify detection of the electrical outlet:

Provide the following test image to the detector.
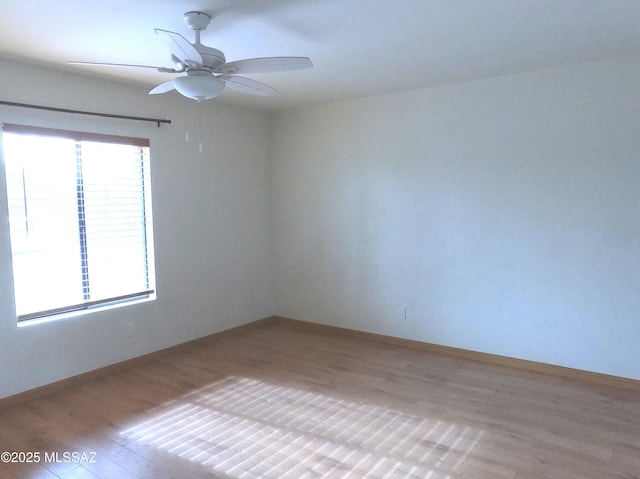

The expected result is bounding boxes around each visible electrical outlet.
[398,307,407,320]
[126,321,135,337]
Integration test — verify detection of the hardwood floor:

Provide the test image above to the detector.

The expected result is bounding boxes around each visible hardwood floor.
[1,317,639,478]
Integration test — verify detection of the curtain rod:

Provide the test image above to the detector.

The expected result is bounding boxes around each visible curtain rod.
[0,100,171,127]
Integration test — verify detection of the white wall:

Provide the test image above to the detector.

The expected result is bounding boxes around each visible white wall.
[0,59,274,399]
[271,56,640,380]
[2,54,639,400]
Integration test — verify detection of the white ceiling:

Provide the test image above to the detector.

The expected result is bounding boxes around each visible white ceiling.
[1,0,640,111]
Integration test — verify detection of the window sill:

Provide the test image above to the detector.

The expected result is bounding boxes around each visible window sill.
[16,294,156,328]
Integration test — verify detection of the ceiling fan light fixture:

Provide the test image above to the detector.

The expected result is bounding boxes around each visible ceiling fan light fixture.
[173,74,225,102]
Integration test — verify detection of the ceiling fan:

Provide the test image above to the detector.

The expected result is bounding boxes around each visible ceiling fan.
[70,11,313,102]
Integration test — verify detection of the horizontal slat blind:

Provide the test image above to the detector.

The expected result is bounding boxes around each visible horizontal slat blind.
[1,124,155,320]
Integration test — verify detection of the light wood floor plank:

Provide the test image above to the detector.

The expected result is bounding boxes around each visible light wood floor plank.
[1,319,638,478]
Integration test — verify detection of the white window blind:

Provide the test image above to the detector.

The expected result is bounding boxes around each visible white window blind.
[1,124,155,321]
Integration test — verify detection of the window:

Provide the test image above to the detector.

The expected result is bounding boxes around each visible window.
[1,124,155,321]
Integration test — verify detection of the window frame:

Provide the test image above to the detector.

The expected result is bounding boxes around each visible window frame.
[1,123,156,322]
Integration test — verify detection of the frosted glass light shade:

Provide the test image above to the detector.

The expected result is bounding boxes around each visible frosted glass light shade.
[174,75,225,102]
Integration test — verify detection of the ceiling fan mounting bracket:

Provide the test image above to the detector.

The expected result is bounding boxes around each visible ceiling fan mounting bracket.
[183,11,211,31]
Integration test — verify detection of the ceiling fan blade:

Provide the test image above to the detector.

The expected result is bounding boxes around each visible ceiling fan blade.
[216,57,312,75]
[149,80,176,95]
[155,28,203,67]
[218,74,276,96]
[68,61,177,73]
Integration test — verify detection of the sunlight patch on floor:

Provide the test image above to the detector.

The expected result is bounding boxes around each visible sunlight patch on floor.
[120,376,484,478]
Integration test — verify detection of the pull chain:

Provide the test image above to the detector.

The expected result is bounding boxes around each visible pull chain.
[198,102,203,153]
[184,101,204,153]
[184,102,190,142]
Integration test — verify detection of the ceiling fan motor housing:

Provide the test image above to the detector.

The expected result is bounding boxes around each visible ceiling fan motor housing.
[195,45,226,69]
